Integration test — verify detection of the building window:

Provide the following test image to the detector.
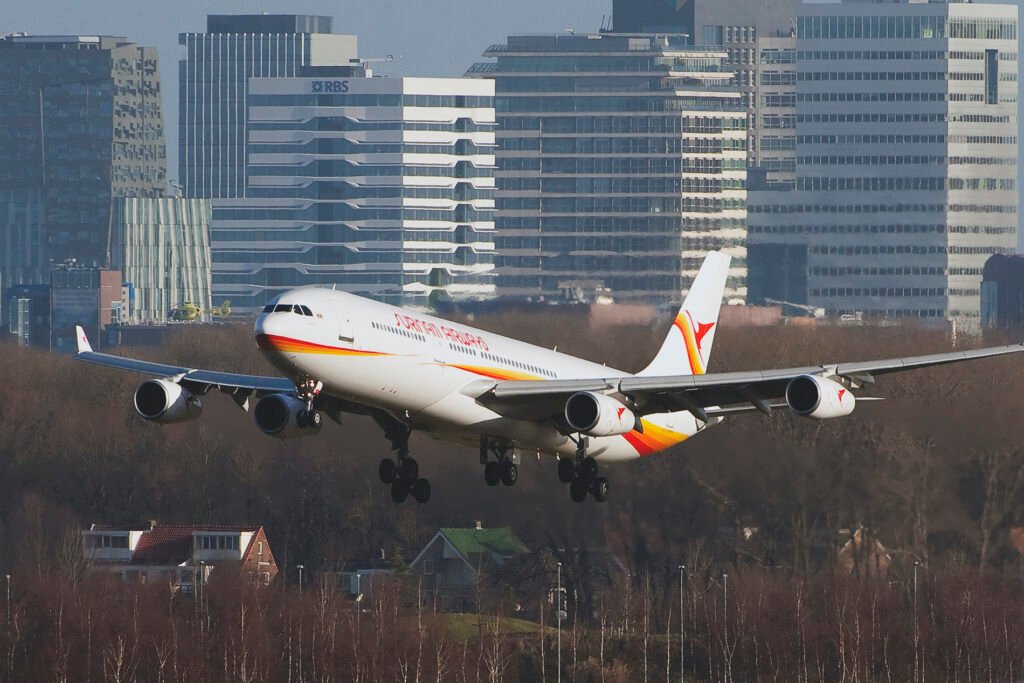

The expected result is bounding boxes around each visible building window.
[423,560,434,575]
[985,49,999,104]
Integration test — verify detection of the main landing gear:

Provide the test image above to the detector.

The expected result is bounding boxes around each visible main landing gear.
[373,412,430,504]
[558,437,609,503]
[480,437,519,488]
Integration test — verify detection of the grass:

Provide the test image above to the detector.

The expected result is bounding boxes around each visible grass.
[441,613,554,640]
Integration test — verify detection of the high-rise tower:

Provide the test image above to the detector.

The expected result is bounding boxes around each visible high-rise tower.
[178,15,359,199]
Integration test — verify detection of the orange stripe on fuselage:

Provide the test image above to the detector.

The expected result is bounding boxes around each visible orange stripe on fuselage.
[448,365,543,381]
[256,334,387,357]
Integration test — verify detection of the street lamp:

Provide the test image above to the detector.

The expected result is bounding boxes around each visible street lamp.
[297,564,305,595]
[679,565,686,682]
[5,574,10,624]
[556,561,562,683]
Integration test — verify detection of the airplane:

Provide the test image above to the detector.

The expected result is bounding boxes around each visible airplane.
[75,251,1024,505]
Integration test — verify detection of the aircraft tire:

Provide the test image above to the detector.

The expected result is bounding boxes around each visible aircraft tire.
[309,410,322,428]
[412,478,431,504]
[580,457,599,484]
[557,458,575,483]
[569,478,588,503]
[501,462,518,487]
[379,458,397,484]
[591,477,609,503]
[484,461,502,486]
[391,480,409,503]
[400,458,419,481]
[296,410,309,428]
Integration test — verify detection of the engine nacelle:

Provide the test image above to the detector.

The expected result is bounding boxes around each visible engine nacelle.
[564,392,637,437]
[254,394,322,439]
[134,379,203,424]
[785,375,856,419]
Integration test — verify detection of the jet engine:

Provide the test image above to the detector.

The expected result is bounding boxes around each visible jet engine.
[564,392,638,437]
[133,379,203,424]
[254,394,322,439]
[785,375,856,419]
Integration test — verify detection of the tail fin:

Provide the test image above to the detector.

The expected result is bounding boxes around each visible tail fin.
[639,251,731,377]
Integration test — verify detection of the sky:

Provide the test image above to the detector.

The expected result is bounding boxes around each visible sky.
[4,0,611,181]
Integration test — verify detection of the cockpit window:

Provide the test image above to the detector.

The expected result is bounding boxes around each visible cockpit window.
[262,304,275,313]
[273,304,292,313]
[299,305,313,317]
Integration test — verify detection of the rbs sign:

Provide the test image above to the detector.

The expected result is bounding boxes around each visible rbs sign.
[311,80,350,94]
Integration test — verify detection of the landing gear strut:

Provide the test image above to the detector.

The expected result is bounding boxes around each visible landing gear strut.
[480,437,519,488]
[373,411,430,504]
[558,436,609,503]
[295,377,324,428]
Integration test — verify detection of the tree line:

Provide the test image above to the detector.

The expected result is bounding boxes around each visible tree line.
[1,314,1023,680]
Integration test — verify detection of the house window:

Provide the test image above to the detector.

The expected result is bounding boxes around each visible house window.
[258,541,264,556]
[423,560,434,575]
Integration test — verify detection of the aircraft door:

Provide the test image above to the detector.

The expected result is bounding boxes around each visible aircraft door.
[331,302,355,344]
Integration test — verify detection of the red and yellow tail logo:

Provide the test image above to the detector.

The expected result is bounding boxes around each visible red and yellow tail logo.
[672,311,715,375]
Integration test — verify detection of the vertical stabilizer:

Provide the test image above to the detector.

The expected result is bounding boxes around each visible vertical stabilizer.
[639,251,731,377]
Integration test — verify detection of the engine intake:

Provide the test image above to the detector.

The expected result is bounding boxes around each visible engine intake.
[785,375,855,420]
[133,379,202,424]
[564,392,637,437]
[254,394,322,439]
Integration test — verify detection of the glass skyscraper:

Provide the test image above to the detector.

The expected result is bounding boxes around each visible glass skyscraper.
[748,0,1019,330]
[211,76,497,312]
[0,34,166,295]
[178,15,360,199]
[468,33,748,305]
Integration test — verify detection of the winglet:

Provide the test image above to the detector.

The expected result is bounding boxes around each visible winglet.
[75,325,93,354]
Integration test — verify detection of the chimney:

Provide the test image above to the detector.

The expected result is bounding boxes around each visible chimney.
[474,520,483,531]
[148,520,157,531]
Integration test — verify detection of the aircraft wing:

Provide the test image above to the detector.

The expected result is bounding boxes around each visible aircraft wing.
[478,343,1024,422]
[73,326,294,396]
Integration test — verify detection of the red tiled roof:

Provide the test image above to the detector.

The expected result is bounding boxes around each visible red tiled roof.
[88,524,260,566]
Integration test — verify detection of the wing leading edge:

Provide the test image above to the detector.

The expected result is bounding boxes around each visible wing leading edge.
[480,343,1024,422]
[73,326,293,395]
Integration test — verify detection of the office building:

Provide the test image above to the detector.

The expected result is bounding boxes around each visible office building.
[468,33,747,305]
[614,0,800,190]
[748,0,1019,330]
[50,266,123,352]
[111,198,213,323]
[178,15,360,199]
[0,34,166,296]
[211,76,497,312]
[612,0,694,34]
[981,254,1024,328]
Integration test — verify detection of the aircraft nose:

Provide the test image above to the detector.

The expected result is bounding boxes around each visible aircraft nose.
[254,313,287,349]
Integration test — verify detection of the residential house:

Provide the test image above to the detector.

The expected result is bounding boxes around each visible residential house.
[83,523,278,591]
[408,524,528,612]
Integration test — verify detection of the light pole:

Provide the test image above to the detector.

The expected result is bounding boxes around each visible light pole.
[298,564,305,595]
[679,565,686,682]
[556,561,562,683]
[5,574,10,624]
[913,561,920,683]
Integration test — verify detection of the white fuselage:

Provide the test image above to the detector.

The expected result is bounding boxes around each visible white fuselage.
[253,288,704,462]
